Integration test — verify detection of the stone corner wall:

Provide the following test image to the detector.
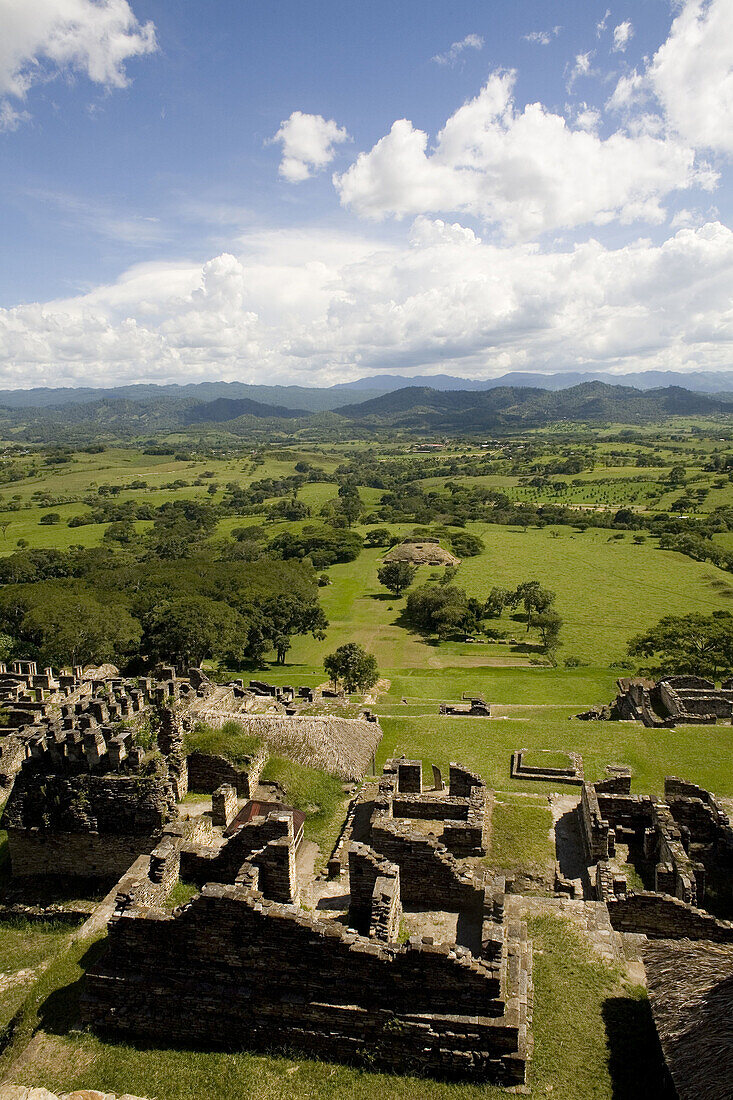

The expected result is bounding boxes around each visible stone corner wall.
[579,782,610,862]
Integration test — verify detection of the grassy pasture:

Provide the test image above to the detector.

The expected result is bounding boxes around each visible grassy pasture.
[278,526,733,669]
[376,707,733,797]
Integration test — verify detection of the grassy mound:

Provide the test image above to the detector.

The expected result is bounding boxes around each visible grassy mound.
[183,720,264,765]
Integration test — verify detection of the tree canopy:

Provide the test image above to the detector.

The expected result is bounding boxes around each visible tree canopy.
[628,612,733,679]
[377,560,417,597]
[324,643,379,693]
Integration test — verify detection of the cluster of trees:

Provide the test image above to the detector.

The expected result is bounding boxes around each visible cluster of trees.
[629,612,733,679]
[402,577,562,661]
[0,556,327,672]
[270,525,362,568]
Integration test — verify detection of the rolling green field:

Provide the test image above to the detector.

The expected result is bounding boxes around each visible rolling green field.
[275,527,733,668]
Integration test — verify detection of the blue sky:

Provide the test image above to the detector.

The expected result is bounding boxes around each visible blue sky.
[1,0,732,388]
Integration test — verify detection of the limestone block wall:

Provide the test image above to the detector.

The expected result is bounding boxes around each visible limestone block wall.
[186,747,266,798]
[579,782,610,861]
[82,883,529,1084]
[368,872,402,942]
[607,891,733,942]
[370,811,483,910]
[6,829,160,881]
[180,809,293,886]
[211,784,237,827]
[116,834,183,911]
[449,763,484,798]
[665,778,733,854]
[649,802,701,905]
[595,791,655,835]
[349,842,400,933]
[249,834,298,904]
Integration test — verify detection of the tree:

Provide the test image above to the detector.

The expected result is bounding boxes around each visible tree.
[485,586,510,618]
[364,527,391,548]
[509,581,556,632]
[377,560,417,597]
[628,612,733,679]
[39,513,60,525]
[273,634,291,665]
[21,590,141,667]
[535,610,563,665]
[324,643,379,693]
[404,583,478,639]
[450,532,485,557]
[336,481,362,527]
[103,520,136,545]
[144,595,247,670]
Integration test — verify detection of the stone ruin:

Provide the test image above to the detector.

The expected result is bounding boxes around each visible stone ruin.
[511,749,584,785]
[440,693,491,717]
[80,757,532,1086]
[0,692,187,881]
[0,663,383,888]
[577,774,733,941]
[578,675,733,727]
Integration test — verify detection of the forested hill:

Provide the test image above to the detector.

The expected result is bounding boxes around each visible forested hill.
[332,382,732,430]
[0,380,729,442]
[183,397,309,422]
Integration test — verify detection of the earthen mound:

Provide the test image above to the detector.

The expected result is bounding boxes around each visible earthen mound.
[383,538,460,567]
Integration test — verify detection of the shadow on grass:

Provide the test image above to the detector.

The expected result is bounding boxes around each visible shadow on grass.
[603,994,676,1100]
[39,938,109,1036]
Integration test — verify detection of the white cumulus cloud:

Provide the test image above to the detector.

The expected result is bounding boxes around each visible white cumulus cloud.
[2,220,733,387]
[0,0,156,129]
[432,34,483,66]
[271,110,350,182]
[333,71,715,240]
[648,0,733,155]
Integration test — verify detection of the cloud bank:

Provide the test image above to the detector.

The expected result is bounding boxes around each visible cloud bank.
[334,71,715,240]
[2,219,733,387]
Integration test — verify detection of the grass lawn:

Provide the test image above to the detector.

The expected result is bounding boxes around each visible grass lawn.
[260,756,346,860]
[0,919,76,1031]
[376,707,733,797]
[487,794,554,881]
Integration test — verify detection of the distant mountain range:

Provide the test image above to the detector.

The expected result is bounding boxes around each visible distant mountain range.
[2,368,733,412]
[1,380,731,441]
[330,382,732,431]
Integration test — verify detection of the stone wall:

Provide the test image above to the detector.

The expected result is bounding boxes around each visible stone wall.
[579,782,610,861]
[607,891,733,942]
[211,784,237,827]
[248,814,299,904]
[116,832,183,911]
[449,762,484,798]
[368,871,402,943]
[185,748,266,798]
[370,811,484,910]
[665,777,733,855]
[595,791,655,835]
[648,801,701,904]
[82,882,529,1084]
[5,830,161,881]
[180,808,294,886]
